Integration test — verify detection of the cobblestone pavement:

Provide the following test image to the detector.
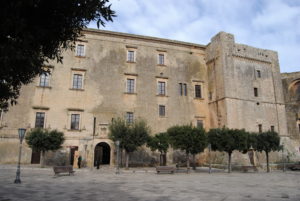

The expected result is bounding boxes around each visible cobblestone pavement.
[0,165,300,201]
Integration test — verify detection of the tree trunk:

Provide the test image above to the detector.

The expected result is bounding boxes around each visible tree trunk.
[186,152,190,172]
[228,152,232,173]
[159,152,163,166]
[40,151,46,168]
[192,154,196,170]
[266,151,270,173]
[163,153,167,166]
[120,148,123,167]
[125,151,129,169]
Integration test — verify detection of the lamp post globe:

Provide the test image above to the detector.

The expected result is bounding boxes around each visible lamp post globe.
[14,128,26,184]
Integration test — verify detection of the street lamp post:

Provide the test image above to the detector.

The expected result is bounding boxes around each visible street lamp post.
[115,140,120,174]
[14,128,26,184]
[208,144,212,174]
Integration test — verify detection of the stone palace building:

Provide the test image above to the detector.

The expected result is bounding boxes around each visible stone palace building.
[0,29,299,167]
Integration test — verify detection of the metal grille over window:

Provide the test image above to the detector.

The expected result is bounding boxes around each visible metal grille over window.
[71,114,80,130]
[73,74,83,89]
[159,105,165,116]
[127,79,135,93]
[195,85,202,98]
[127,51,135,62]
[39,73,50,87]
[179,83,187,96]
[76,44,85,56]
[126,112,134,123]
[158,54,164,65]
[158,81,166,95]
[35,112,45,128]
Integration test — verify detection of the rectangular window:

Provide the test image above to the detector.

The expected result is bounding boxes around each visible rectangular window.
[35,112,45,128]
[298,123,300,132]
[258,124,262,133]
[271,125,275,132]
[257,70,261,78]
[195,85,202,98]
[73,74,83,89]
[126,112,134,124]
[254,88,258,97]
[179,83,183,96]
[179,83,187,96]
[158,81,166,95]
[39,73,50,87]
[159,105,165,117]
[197,120,204,128]
[158,54,164,65]
[127,51,135,62]
[126,79,135,93]
[71,114,80,130]
[76,44,85,57]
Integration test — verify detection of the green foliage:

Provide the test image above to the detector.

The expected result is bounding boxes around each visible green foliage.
[167,125,207,154]
[109,118,150,153]
[208,127,248,154]
[0,0,115,109]
[25,128,65,152]
[147,132,169,154]
[256,131,281,153]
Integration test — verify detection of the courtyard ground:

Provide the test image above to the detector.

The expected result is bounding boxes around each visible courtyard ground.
[0,164,299,201]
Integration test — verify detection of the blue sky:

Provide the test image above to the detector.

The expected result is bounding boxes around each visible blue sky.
[89,0,300,73]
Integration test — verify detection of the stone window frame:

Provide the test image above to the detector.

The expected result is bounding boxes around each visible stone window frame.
[39,72,51,87]
[75,44,85,57]
[192,80,204,99]
[258,124,262,133]
[35,112,46,128]
[157,81,166,96]
[179,83,187,96]
[158,105,166,117]
[195,116,205,129]
[67,108,84,131]
[124,74,137,94]
[70,68,86,91]
[32,106,49,129]
[126,112,134,124]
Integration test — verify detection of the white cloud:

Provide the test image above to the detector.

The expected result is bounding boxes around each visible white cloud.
[90,0,300,72]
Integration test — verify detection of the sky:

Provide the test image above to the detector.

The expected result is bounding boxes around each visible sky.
[88,0,300,73]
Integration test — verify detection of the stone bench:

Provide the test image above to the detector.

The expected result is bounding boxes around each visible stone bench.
[53,165,75,176]
[242,166,258,173]
[156,166,175,174]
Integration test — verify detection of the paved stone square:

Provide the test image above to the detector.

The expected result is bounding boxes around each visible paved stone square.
[0,165,300,201]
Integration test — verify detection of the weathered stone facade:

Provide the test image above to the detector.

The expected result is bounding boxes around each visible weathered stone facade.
[0,29,299,167]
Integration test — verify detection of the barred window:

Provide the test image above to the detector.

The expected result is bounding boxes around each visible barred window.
[159,105,165,117]
[71,114,80,130]
[35,112,45,128]
[39,73,50,87]
[195,85,202,98]
[257,70,261,78]
[127,51,135,62]
[158,54,164,65]
[76,44,85,56]
[126,112,134,124]
[158,81,166,95]
[73,74,83,89]
[179,83,187,96]
[127,79,135,93]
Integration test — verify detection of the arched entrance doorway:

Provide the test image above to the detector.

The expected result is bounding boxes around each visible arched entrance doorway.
[94,142,111,166]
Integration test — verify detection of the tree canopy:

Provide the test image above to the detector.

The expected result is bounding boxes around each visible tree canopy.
[0,0,115,109]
